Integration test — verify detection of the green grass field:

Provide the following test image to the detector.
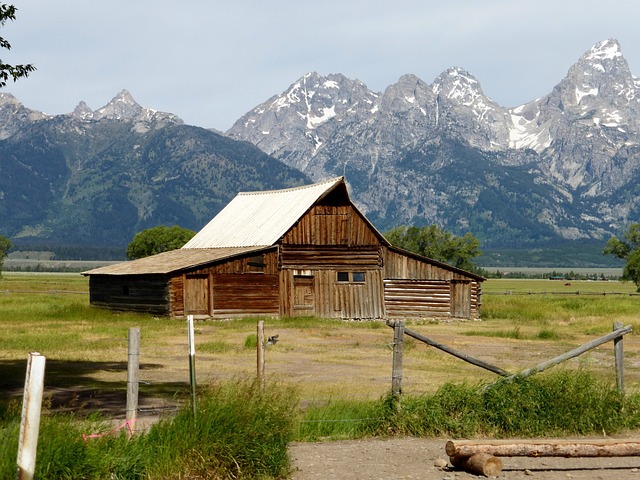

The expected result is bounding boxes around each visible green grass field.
[1,274,638,401]
[2,273,640,478]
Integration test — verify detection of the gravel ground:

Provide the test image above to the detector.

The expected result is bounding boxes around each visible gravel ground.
[289,437,640,479]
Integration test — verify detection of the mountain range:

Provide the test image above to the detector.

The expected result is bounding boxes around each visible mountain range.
[0,38,637,266]
[0,90,307,247]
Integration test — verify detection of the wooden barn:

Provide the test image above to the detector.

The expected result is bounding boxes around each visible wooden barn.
[84,177,484,320]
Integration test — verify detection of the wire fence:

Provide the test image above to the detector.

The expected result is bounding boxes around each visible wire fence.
[487,290,639,296]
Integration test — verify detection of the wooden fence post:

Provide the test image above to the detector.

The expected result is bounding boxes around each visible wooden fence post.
[257,320,265,390]
[391,320,404,407]
[614,321,624,393]
[17,352,46,480]
[126,328,140,437]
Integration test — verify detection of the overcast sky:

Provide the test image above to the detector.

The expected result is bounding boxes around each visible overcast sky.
[3,1,640,131]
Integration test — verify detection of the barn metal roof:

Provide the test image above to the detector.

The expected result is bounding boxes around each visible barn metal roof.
[82,246,272,276]
[182,177,347,249]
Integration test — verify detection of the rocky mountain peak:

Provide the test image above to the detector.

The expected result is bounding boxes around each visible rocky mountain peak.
[93,89,143,121]
[561,38,635,107]
[0,92,21,107]
[378,74,432,113]
[433,67,487,103]
[584,38,623,63]
[0,92,50,139]
[70,101,94,120]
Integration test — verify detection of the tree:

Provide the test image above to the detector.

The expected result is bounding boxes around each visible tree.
[0,4,35,88]
[604,223,640,292]
[385,224,481,271]
[126,225,196,260]
[0,235,11,274]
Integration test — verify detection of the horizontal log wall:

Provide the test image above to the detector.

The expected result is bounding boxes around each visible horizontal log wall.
[384,279,451,318]
[90,275,170,315]
[471,281,482,318]
[382,248,482,319]
[280,245,382,269]
[212,273,279,316]
[169,250,279,317]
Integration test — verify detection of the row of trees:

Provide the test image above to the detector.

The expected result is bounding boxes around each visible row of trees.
[3,222,640,292]
[384,225,481,271]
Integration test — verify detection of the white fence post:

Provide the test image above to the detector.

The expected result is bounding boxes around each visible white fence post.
[126,328,140,437]
[187,315,197,417]
[17,352,46,480]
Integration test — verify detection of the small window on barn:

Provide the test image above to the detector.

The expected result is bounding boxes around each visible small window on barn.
[247,255,266,273]
[352,272,365,283]
[122,285,130,296]
[337,272,349,282]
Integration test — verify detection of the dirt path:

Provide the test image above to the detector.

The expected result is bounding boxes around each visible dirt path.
[289,437,640,479]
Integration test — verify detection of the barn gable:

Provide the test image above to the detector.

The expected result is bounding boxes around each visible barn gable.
[84,177,484,320]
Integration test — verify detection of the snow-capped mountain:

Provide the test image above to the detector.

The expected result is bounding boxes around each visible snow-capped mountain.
[1,39,639,264]
[0,91,307,247]
[226,39,640,246]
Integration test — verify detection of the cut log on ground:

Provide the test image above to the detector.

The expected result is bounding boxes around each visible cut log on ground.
[450,453,502,477]
[446,438,640,458]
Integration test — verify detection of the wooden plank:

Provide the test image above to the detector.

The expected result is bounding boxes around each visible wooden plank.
[387,322,511,376]
[507,324,633,380]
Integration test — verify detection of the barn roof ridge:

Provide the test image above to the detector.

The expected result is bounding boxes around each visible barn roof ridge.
[182,176,350,249]
[236,176,345,196]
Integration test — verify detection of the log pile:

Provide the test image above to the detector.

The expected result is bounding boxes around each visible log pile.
[445,438,640,477]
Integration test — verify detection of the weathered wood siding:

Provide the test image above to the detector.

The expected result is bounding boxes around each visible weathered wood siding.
[383,248,470,281]
[382,247,482,319]
[90,274,170,314]
[384,279,451,318]
[470,281,482,318]
[211,273,279,316]
[168,249,280,317]
[282,205,380,246]
[280,268,384,319]
[281,245,382,269]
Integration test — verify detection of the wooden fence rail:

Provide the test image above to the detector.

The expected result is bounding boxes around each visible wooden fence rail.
[489,290,640,296]
[387,321,632,398]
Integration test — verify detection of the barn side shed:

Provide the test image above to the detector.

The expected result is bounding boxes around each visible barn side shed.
[84,177,484,320]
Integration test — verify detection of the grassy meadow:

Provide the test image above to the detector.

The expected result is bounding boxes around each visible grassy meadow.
[1,274,639,404]
[2,273,640,478]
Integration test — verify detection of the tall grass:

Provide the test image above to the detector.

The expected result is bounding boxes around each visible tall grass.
[143,380,297,479]
[298,370,640,440]
[398,371,640,438]
[0,379,297,479]
[3,373,640,477]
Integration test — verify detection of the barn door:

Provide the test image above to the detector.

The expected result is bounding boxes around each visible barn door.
[184,274,210,316]
[293,275,315,315]
[450,280,471,318]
